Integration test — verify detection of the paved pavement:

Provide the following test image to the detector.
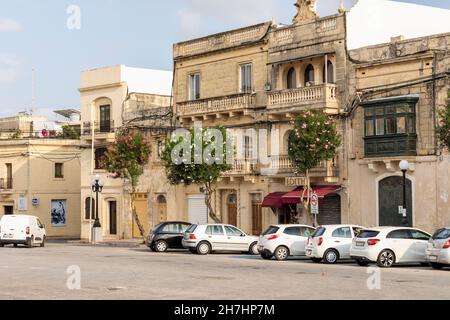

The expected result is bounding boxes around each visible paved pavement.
[0,243,449,300]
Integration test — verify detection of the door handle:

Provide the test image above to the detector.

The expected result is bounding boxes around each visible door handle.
[334,240,341,243]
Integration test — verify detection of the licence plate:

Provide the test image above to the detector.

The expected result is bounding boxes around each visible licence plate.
[356,241,365,247]
[306,249,312,256]
[429,255,438,261]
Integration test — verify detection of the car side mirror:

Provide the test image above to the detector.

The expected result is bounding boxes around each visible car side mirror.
[41,225,45,229]
[241,234,246,237]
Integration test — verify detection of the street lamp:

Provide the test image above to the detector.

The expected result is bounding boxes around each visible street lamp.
[399,160,410,227]
[91,174,104,228]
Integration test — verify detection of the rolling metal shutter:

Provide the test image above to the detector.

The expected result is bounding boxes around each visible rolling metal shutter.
[318,195,341,225]
[188,195,208,225]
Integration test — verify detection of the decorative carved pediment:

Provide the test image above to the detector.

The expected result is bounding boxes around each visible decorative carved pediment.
[293,0,318,24]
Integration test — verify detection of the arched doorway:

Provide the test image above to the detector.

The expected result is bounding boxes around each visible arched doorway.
[227,194,238,227]
[379,176,413,227]
[157,195,167,223]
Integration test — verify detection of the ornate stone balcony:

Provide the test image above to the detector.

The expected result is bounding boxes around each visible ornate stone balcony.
[267,83,338,115]
[265,155,339,182]
[177,93,257,123]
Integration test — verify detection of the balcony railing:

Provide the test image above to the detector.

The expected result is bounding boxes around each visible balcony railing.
[177,93,257,118]
[0,178,13,190]
[224,159,259,176]
[266,155,339,177]
[82,121,115,135]
[267,84,338,110]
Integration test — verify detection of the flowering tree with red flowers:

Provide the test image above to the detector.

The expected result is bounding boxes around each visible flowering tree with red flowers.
[288,110,341,213]
[102,130,151,240]
[437,94,450,151]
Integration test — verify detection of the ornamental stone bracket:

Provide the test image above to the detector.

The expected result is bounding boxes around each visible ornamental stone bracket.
[363,159,417,174]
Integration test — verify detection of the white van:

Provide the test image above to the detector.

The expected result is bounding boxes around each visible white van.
[0,215,46,248]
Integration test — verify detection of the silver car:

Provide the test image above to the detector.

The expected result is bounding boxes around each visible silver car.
[427,227,450,269]
[182,224,259,255]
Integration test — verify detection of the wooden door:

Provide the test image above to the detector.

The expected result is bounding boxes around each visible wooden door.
[379,176,412,227]
[109,201,117,235]
[133,194,149,238]
[99,105,111,132]
[227,194,238,227]
[156,195,167,223]
[252,201,263,236]
[4,206,13,215]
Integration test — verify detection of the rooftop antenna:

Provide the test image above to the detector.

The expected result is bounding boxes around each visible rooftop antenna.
[31,68,35,116]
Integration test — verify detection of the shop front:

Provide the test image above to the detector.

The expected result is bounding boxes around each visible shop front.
[262,186,342,226]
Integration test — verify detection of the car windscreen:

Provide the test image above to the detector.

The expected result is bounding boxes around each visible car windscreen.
[357,230,380,238]
[311,227,326,238]
[262,226,279,236]
[185,224,197,234]
[432,228,450,240]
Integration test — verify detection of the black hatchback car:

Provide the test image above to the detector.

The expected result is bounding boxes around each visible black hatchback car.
[148,221,192,252]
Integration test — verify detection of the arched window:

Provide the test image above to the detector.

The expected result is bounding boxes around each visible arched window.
[157,195,167,204]
[322,60,334,83]
[286,68,297,89]
[304,64,315,86]
[85,197,95,220]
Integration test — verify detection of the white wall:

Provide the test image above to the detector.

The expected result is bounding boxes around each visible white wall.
[347,0,450,50]
[121,66,173,96]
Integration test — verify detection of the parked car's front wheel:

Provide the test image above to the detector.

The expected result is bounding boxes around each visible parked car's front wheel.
[377,249,396,268]
[155,240,168,253]
[249,242,259,255]
[197,242,211,255]
[431,262,443,270]
[261,252,273,260]
[324,249,339,264]
[40,236,45,248]
[274,246,289,261]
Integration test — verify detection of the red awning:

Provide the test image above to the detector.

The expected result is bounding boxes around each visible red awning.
[282,186,341,204]
[262,192,286,208]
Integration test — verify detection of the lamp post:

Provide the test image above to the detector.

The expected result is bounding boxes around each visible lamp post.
[399,160,410,227]
[91,174,104,228]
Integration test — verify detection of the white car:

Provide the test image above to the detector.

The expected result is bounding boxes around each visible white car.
[257,224,315,261]
[182,224,259,255]
[0,215,46,248]
[306,225,364,264]
[426,227,450,270]
[350,227,431,268]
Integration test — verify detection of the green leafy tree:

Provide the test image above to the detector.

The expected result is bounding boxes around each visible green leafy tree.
[437,94,450,151]
[162,126,232,223]
[102,130,151,241]
[59,125,80,139]
[288,110,341,213]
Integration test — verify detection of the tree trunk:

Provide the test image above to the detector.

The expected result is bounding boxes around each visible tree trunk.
[205,183,221,223]
[131,190,147,244]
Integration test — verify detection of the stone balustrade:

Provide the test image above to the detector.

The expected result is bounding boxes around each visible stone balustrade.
[174,23,270,58]
[177,93,256,117]
[267,84,338,109]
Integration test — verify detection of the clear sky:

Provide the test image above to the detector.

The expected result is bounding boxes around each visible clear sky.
[0,0,449,118]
